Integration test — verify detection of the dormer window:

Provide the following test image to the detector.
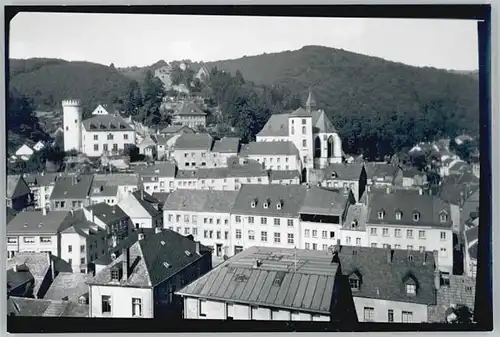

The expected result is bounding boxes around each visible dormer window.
[331,172,337,178]
[263,201,269,209]
[111,268,121,281]
[351,219,358,228]
[377,210,385,220]
[406,284,416,296]
[276,202,282,210]
[440,212,448,223]
[349,272,361,291]
[413,212,420,222]
[250,200,256,208]
[395,211,402,220]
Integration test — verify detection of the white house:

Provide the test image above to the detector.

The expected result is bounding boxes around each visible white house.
[87,229,213,318]
[269,170,302,185]
[239,142,302,171]
[171,101,207,128]
[15,144,34,159]
[163,189,239,258]
[176,246,353,322]
[23,172,59,210]
[118,190,163,230]
[89,179,120,206]
[172,133,215,170]
[134,162,177,193]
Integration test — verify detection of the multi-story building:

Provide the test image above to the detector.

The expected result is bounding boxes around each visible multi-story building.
[172,133,215,169]
[23,173,59,210]
[83,203,133,245]
[163,189,238,258]
[87,229,212,318]
[338,245,438,323]
[93,173,140,203]
[239,141,302,171]
[134,162,177,193]
[89,179,119,206]
[7,175,32,211]
[50,174,94,211]
[6,209,73,258]
[118,190,163,230]
[360,188,454,274]
[255,90,343,170]
[364,163,403,187]
[312,163,368,201]
[211,137,240,166]
[269,170,302,185]
[171,101,207,128]
[176,246,356,323]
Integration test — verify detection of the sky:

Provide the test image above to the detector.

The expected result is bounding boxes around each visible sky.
[10,13,479,71]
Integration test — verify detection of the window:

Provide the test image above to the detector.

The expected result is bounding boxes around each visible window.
[350,278,360,290]
[302,126,306,134]
[388,310,394,322]
[305,243,310,250]
[322,244,328,251]
[7,237,17,244]
[383,244,390,249]
[440,231,447,240]
[248,216,255,224]
[346,236,351,244]
[193,228,198,236]
[371,243,377,248]
[80,245,85,253]
[132,298,142,317]
[80,258,85,265]
[23,237,35,244]
[413,212,420,221]
[184,227,190,235]
[68,258,72,265]
[356,238,361,245]
[184,215,189,223]
[364,307,375,322]
[287,233,294,244]
[394,229,401,237]
[322,231,328,239]
[330,231,335,239]
[274,232,281,243]
[261,231,267,242]
[370,228,377,236]
[305,229,310,237]
[192,215,197,224]
[407,245,413,250]
[40,237,52,244]
[287,219,294,227]
[107,133,114,140]
[199,300,207,317]
[419,230,426,239]
[402,311,413,323]
[204,230,208,239]
[101,295,112,313]
[395,211,402,220]
[261,217,267,225]
[94,144,99,151]
[236,229,242,239]
[440,213,448,222]
[312,243,317,250]
[395,244,401,249]
[312,230,318,238]
[248,230,255,241]
[235,216,241,223]
[93,134,98,141]
[377,211,385,220]
[274,218,280,226]
[291,126,295,135]
[440,247,447,257]
[224,231,229,240]
[406,229,413,239]
[382,228,389,237]
[176,215,181,222]
[406,284,416,295]
[124,134,129,140]
[226,303,234,320]
[302,140,307,148]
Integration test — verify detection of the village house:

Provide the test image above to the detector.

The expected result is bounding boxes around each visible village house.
[401,167,428,187]
[82,202,133,245]
[134,161,177,193]
[171,101,207,128]
[364,163,404,187]
[87,229,213,318]
[269,170,302,185]
[49,174,94,211]
[172,133,215,169]
[44,272,92,304]
[93,173,140,202]
[211,137,241,166]
[163,189,239,258]
[138,134,158,159]
[118,190,163,230]
[89,179,120,206]
[338,245,438,323]
[239,141,302,171]
[176,246,356,323]
[7,175,32,211]
[311,163,367,201]
[23,172,59,210]
[158,125,195,137]
[14,144,35,160]
[7,296,89,318]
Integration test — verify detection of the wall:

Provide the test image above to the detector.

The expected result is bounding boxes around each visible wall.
[89,285,153,318]
[81,130,136,157]
[173,149,216,170]
[7,234,59,257]
[255,136,289,142]
[353,297,428,323]
[51,198,89,211]
[302,221,343,251]
[246,154,300,171]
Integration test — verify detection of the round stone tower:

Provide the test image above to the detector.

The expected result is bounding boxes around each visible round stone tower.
[62,99,82,153]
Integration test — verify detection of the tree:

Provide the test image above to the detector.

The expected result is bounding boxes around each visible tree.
[448,305,474,324]
[123,80,143,116]
[452,140,477,163]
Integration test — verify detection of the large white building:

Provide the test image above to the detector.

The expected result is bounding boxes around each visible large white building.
[255,90,343,170]
[62,100,136,157]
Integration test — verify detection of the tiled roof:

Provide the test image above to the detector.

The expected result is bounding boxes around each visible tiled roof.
[7,266,34,293]
[338,246,437,305]
[231,184,308,217]
[366,190,453,228]
[134,162,177,178]
[269,170,301,181]
[128,190,161,217]
[343,204,368,231]
[438,177,479,205]
[240,141,299,156]
[160,125,195,134]
[177,246,340,315]
[164,189,238,213]
[50,174,94,200]
[152,192,170,205]
[138,135,157,148]
[23,172,59,187]
[299,186,351,216]
[464,226,478,245]
[7,210,72,235]
[86,202,128,225]
[8,297,89,317]
[7,175,31,199]
[6,253,52,298]
[89,229,211,287]
[173,101,206,116]
[212,137,240,153]
[89,180,119,198]
[311,110,337,134]
[323,164,364,181]
[154,134,172,145]
[82,114,134,132]
[428,275,476,322]
[256,113,290,137]
[44,272,91,302]
[174,133,213,150]
[364,163,400,180]
[289,107,312,118]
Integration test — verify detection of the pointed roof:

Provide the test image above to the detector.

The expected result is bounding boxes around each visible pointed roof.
[312,110,337,133]
[306,88,317,112]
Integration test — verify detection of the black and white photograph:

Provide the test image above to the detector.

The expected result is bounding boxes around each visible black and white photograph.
[4,5,493,333]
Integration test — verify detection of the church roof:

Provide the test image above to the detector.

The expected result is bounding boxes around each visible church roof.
[289,107,312,118]
[256,113,290,137]
[312,110,337,134]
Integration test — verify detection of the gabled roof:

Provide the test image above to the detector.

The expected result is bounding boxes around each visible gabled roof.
[173,101,206,116]
[323,163,364,181]
[82,114,134,132]
[366,189,453,228]
[125,190,161,218]
[177,246,340,315]
[50,174,94,200]
[44,272,91,302]
[164,189,238,213]
[7,266,34,293]
[364,163,400,180]
[7,175,31,199]
[174,133,213,150]
[22,172,59,187]
[89,180,119,198]
[212,137,240,153]
[299,186,351,216]
[269,170,301,181]
[240,141,299,156]
[256,113,290,137]
[343,204,368,231]
[133,162,177,178]
[7,210,72,235]
[93,173,139,186]
[160,125,195,135]
[88,229,211,288]
[338,246,436,305]
[289,107,312,118]
[312,110,337,134]
[86,202,128,225]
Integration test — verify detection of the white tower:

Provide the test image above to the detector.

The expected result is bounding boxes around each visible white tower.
[62,99,82,152]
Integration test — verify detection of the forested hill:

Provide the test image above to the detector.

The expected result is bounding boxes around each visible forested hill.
[206,45,480,137]
[9,58,134,113]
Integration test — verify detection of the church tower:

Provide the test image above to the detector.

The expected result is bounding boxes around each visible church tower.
[305,88,317,113]
[62,99,82,152]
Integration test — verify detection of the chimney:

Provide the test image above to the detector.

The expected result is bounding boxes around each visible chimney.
[13,265,18,272]
[367,185,371,192]
[155,227,162,234]
[70,209,74,217]
[122,248,129,281]
[138,233,145,240]
[42,207,47,216]
[112,236,117,248]
[195,241,201,255]
[141,189,144,200]
[386,248,392,263]
[253,259,262,268]
[386,186,391,194]
[51,258,55,280]
[434,268,441,291]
